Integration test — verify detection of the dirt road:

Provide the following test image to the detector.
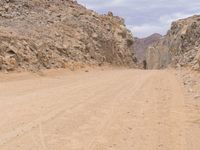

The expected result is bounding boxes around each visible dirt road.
[0,69,199,150]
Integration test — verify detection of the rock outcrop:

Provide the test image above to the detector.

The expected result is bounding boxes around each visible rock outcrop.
[197,51,200,68]
[146,41,171,69]
[146,15,200,70]
[0,0,136,72]
[134,33,162,62]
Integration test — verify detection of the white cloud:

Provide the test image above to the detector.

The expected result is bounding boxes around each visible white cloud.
[129,12,200,38]
[127,24,167,38]
[159,12,200,24]
[78,0,200,37]
[78,0,125,9]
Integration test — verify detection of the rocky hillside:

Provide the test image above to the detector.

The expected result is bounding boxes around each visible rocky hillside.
[146,15,200,70]
[0,0,136,72]
[134,33,162,62]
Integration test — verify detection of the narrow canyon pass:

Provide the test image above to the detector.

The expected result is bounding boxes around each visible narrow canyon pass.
[0,0,200,150]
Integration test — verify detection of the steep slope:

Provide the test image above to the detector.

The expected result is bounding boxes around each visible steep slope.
[0,0,136,72]
[146,15,200,70]
[134,33,162,62]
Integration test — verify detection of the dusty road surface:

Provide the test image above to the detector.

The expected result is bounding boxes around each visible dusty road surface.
[0,69,199,150]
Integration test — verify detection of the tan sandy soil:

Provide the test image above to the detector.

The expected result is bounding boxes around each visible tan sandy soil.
[0,69,199,150]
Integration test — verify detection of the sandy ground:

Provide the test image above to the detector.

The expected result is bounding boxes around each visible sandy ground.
[0,69,199,150]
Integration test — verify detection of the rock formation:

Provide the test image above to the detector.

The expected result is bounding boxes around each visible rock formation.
[0,0,136,72]
[134,33,162,62]
[146,41,171,69]
[146,15,200,70]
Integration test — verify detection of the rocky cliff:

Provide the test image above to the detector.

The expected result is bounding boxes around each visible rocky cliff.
[0,0,136,72]
[146,15,200,70]
[134,33,162,62]
[146,41,171,69]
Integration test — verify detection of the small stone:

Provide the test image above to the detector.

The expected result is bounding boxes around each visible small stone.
[194,95,200,99]
[188,88,194,93]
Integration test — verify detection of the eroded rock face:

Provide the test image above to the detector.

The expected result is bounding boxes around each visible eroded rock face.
[146,15,200,70]
[146,40,171,69]
[134,33,162,62]
[0,0,136,72]
[196,51,200,69]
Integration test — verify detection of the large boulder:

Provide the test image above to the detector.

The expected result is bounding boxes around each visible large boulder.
[134,33,162,62]
[146,40,171,69]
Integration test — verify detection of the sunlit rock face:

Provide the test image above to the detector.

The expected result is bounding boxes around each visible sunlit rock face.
[146,15,200,70]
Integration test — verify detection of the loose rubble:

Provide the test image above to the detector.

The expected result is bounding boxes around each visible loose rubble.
[176,69,200,101]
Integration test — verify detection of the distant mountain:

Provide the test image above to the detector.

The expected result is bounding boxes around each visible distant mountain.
[134,33,162,62]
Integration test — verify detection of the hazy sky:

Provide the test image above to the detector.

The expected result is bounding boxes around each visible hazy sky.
[77,0,200,38]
